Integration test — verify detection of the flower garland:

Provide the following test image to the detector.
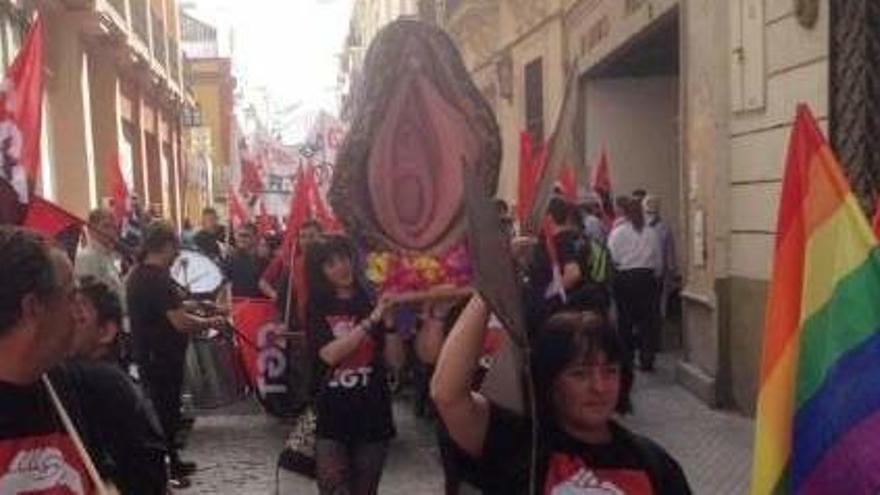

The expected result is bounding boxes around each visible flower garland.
[365,242,472,294]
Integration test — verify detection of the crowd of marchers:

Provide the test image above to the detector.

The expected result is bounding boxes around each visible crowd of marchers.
[0,187,690,494]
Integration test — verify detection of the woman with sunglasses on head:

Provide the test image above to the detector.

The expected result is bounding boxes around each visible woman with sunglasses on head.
[431,296,691,494]
[305,234,405,495]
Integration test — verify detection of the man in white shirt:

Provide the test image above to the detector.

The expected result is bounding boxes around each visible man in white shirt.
[75,208,125,310]
[607,197,663,371]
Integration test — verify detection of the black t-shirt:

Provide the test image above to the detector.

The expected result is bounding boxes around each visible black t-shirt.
[126,263,187,368]
[228,250,267,298]
[455,404,691,494]
[525,229,586,324]
[0,374,96,494]
[554,229,581,267]
[56,361,168,494]
[308,291,395,443]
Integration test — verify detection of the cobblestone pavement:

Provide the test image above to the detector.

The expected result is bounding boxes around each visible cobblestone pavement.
[622,355,755,495]
[184,354,754,494]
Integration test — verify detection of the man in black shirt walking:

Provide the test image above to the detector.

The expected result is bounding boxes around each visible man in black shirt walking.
[126,221,226,488]
[228,223,267,298]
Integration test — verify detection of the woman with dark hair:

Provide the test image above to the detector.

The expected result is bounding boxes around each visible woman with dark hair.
[306,234,405,494]
[608,196,663,371]
[431,297,690,494]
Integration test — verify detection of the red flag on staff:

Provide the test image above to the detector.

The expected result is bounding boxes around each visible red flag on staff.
[256,200,271,236]
[279,167,314,254]
[516,131,534,222]
[590,149,614,227]
[106,154,129,223]
[589,149,611,193]
[0,15,44,216]
[873,196,880,240]
[227,184,248,229]
[240,155,263,198]
[305,165,338,231]
[232,298,277,391]
[22,195,84,260]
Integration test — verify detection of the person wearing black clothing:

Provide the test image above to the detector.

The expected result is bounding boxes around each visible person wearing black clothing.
[126,221,226,487]
[608,197,663,371]
[306,235,404,495]
[432,298,691,494]
[526,197,594,322]
[70,277,168,493]
[228,223,268,298]
[0,226,102,492]
[54,361,169,494]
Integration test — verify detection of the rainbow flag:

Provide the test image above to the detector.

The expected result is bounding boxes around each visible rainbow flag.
[751,104,880,494]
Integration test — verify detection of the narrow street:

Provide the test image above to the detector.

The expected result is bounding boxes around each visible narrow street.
[185,354,754,494]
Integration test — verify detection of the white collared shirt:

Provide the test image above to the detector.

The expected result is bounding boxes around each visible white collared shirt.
[608,220,662,274]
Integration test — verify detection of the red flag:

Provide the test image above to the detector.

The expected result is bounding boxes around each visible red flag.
[516,132,549,222]
[256,200,271,236]
[590,150,614,228]
[0,16,44,209]
[305,165,338,231]
[106,154,129,223]
[227,184,247,229]
[280,168,311,254]
[240,155,263,198]
[589,149,611,193]
[516,131,534,221]
[22,195,84,259]
[232,297,277,389]
[873,196,880,240]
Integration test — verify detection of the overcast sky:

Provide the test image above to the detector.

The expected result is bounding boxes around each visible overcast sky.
[187,0,354,142]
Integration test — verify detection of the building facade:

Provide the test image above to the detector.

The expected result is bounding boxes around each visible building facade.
[442,0,856,415]
[181,10,235,217]
[0,0,192,225]
[339,0,438,120]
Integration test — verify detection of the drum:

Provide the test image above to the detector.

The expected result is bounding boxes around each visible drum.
[184,327,249,409]
[172,249,225,297]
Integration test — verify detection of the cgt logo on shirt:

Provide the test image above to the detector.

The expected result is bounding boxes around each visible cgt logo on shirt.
[0,435,90,494]
[544,453,653,495]
[326,315,376,369]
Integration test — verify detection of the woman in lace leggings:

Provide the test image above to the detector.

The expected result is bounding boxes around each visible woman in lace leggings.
[306,235,404,494]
